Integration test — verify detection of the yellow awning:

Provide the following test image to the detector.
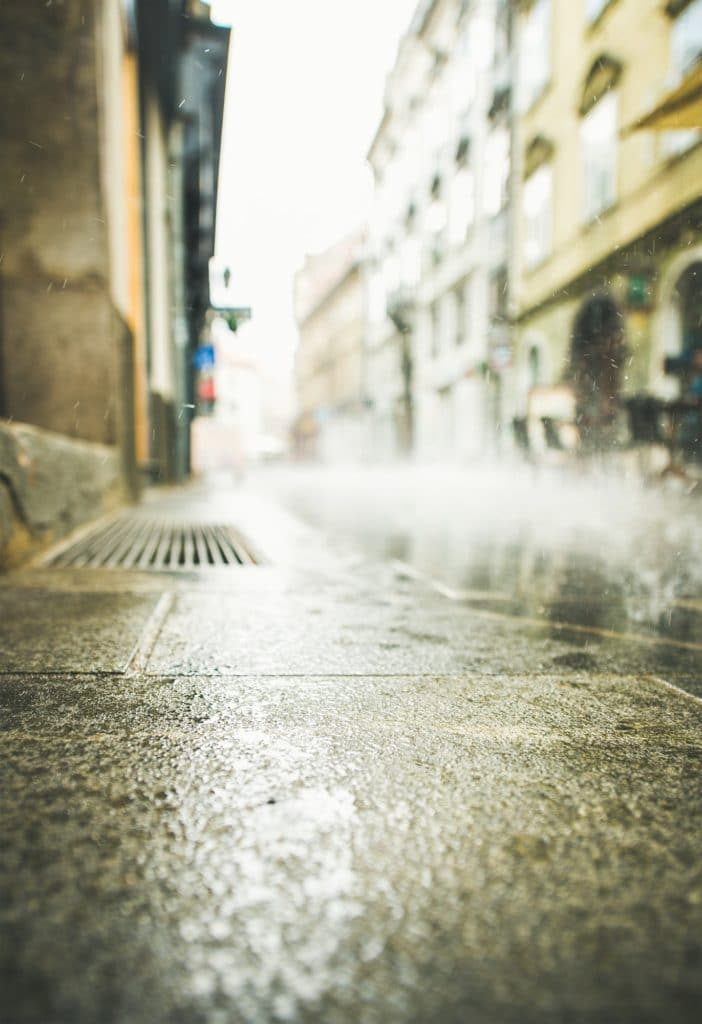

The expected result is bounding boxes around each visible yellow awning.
[628,61,702,132]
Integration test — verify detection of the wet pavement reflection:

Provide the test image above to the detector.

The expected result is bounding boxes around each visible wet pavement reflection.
[3,474,702,1023]
[252,464,702,690]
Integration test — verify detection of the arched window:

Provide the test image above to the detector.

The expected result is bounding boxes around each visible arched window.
[668,0,702,82]
[579,55,622,116]
[579,57,622,222]
[586,0,613,26]
[523,136,555,267]
[519,0,552,112]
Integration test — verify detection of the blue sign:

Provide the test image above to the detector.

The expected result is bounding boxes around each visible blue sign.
[193,344,215,371]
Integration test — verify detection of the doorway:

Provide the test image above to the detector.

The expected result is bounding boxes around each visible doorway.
[570,294,625,449]
[672,262,702,390]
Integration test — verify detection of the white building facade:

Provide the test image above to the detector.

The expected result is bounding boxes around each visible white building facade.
[366,0,514,461]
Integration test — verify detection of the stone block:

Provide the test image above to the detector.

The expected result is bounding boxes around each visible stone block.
[0,419,124,568]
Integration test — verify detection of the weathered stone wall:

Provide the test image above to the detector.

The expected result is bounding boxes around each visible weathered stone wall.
[0,419,124,569]
[0,0,120,445]
[0,1,138,564]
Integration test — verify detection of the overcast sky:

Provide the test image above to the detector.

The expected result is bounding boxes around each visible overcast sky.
[209,0,417,405]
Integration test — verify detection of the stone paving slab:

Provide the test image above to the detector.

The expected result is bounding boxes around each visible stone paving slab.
[2,484,701,1023]
[1,670,701,1023]
[0,589,161,673]
[2,560,700,689]
[142,577,702,691]
[145,588,499,676]
[5,478,701,693]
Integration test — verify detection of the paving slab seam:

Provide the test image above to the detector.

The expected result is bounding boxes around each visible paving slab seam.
[0,671,129,680]
[645,673,702,708]
[137,671,518,680]
[393,559,702,655]
[0,671,663,682]
[3,672,699,692]
[127,671,678,682]
[124,591,175,674]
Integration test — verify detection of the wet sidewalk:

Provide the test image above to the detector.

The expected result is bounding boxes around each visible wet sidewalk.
[1,481,701,1023]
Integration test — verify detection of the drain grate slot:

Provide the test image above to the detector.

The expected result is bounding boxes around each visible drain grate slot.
[47,516,258,571]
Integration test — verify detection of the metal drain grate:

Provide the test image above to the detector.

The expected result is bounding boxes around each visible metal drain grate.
[46,515,258,570]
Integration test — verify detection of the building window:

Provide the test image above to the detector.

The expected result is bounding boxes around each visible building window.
[426,174,448,235]
[455,135,471,167]
[400,236,422,289]
[489,267,509,323]
[527,345,542,389]
[581,90,618,222]
[664,0,702,155]
[519,0,551,112]
[523,163,553,268]
[484,126,510,218]
[448,168,475,245]
[586,0,611,24]
[494,0,512,67]
[455,282,468,347]
[430,302,440,358]
[670,0,702,81]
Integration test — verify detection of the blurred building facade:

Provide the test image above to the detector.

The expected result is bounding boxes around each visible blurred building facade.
[0,0,229,565]
[294,232,368,461]
[287,0,702,466]
[191,317,265,475]
[139,1,230,482]
[512,0,702,449]
[365,0,515,461]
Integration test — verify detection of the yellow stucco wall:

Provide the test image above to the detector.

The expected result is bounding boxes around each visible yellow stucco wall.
[516,0,702,314]
[296,267,365,419]
[512,0,702,413]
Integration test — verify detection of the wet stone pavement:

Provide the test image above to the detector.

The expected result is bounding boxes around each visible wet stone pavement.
[1,478,702,1023]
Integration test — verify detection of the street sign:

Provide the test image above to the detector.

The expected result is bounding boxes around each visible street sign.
[193,345,215,371]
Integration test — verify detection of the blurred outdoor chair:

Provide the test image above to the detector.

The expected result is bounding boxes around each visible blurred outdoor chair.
[623,395,666,446]
[662,397,702,480]
[622,393,702,483]
[512,417,530,454]
[541,417,566,451]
